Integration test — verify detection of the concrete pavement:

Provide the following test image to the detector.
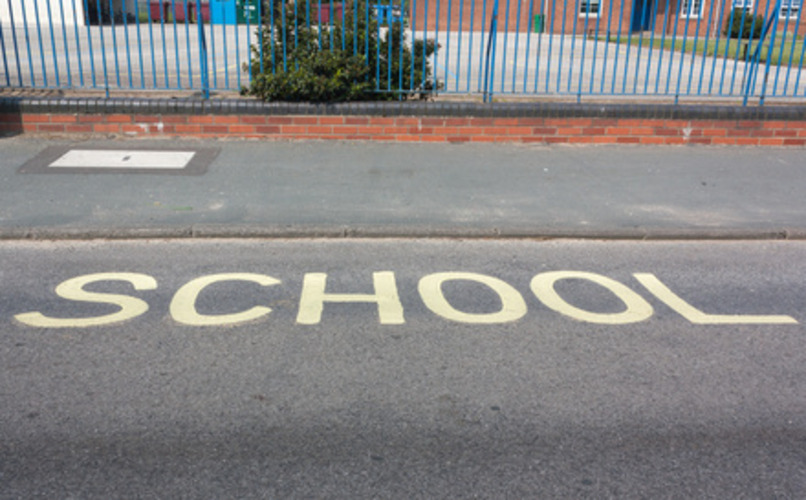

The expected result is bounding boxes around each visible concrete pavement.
[1,135,805,240]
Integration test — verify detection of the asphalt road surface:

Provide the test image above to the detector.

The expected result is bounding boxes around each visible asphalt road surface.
[2,239,805,498]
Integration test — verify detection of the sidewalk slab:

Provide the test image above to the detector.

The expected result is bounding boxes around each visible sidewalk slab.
[1,136,805,240]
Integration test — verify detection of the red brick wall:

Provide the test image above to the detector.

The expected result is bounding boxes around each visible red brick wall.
[408,0,806,35]
[3,112,806,145]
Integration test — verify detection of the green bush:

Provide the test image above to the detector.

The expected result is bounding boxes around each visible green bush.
[724,8,765,39]
[245,1,438,102]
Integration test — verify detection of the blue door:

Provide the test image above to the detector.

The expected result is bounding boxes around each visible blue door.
[631,0,653,32]
[211,0,237,24]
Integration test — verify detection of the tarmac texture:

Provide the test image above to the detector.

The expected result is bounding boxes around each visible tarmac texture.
[1,135,805,240]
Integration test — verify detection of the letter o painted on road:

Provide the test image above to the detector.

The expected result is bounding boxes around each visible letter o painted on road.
[530,271,653,324]
[419,272,527,324]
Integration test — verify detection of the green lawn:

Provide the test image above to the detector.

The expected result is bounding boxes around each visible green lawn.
[604,35,806,66]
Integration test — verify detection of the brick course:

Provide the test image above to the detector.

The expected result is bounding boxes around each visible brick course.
[2,111,806,145]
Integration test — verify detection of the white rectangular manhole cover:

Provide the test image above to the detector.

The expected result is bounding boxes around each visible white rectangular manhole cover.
[18,145,219,175]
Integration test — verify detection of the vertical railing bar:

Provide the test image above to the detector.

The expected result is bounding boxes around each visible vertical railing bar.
[663,0,683,95]
[546,0,557,92]
[282,0,288,72]
[56,0,72,87]
[168,0,180,88]
[269,0,274,75]
[122,0,134,87]
[234,0,241,89]
[95,0,111,91]
[434,0,441,93]
[772,0,793,94]
[620,7,634,92]
[578,0,592,95]
[398,1,404,96]
[294,0,299,54]
[600,0,614,93]
[410,0,417,90]
[782,0,804,92]
[422,0,428,91]
[389,0,394,91]
[791,5,806,94]
[758,0,782,101]
[499,0,509,92]
[5,0,23,86]
[642,0,661,94]
[706,0,727,93]
[32,0,50,86]
[524,0,535,93]
[221,2,229,89]
[610,0,626,93]
[157,0,168,87]
[653,0,671,93]
[209,4,218,88]
[341,0,346,50]
[109,0,122,87]
[695,0,718,94]
[196,0,209,97]
[685,0,704,94]
[444,0,452,92]
[484,0,500,100]
[81,0,97,87]
[18,0,36,85]
[717,4,738,94]
[632,0,655,94]
[317,0,322,47]
[733,4,755,95]
[566,0,580,92]
[133,0,145,88]
[456,0,465,92]
[746,0,774,96]
[478,0,487,90]
[329,0,334,48]
[0,16,9,86]
[588,0,604,93]
[511,0,524,93]
[467,0,475,92]
[145,0,157,87]
[402,0,407,95]
[376,0,381,90]
[674,0,695,97]
[534,0,546,93]
[353,0,358,56]
[183,0,193,86]
[556,0,567,91]
[220,2,229,88]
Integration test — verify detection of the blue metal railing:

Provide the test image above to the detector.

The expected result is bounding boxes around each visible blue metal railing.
[1,0,805,103]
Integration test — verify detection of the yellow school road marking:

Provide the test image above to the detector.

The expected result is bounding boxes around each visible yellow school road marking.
[170,273,281,326]
[15,273,157,328]
[419,272,527,324]
[633,273,798,325]
[297,272,404,325]
[11,270,801,328]
[532,271,655,325]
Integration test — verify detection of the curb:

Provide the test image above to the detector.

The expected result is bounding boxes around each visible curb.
[0,225,802,241]
[2,96,806,121]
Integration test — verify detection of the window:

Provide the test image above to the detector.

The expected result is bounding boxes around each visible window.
[681,0,704,17]
[579,0,601,17]
[732,0,753,10]
[780,0,802,18]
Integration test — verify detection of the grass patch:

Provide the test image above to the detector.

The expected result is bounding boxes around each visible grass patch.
[604,35,806,66]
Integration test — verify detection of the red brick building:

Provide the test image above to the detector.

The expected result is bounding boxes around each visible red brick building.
[409,0,805,36]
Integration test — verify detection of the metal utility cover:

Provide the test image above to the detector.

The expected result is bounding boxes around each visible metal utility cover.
[18,145,219,175]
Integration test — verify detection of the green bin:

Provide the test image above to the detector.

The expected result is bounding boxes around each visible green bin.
[533,14,544,33]
[236,0,259,24]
